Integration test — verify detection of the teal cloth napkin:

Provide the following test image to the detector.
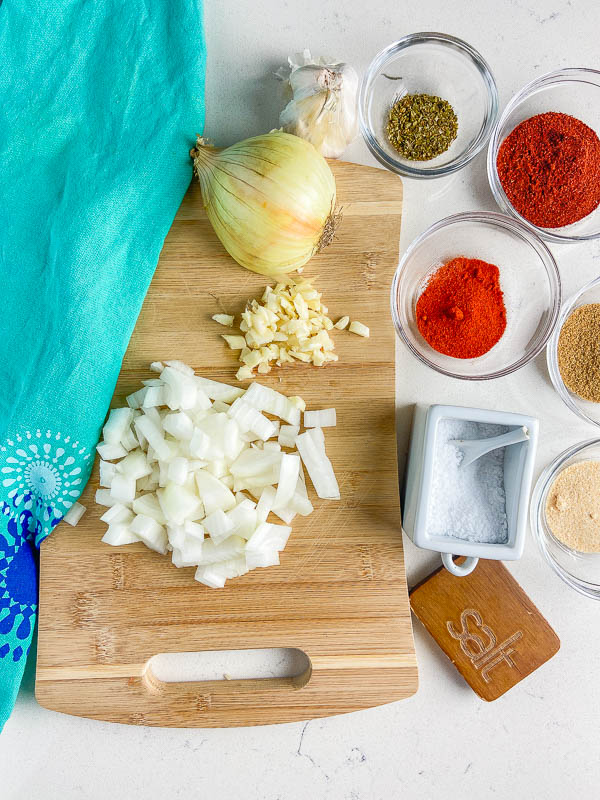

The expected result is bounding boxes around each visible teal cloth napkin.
[0,0,205,729]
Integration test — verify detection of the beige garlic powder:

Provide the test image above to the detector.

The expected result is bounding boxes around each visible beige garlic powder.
[545,460,600,553]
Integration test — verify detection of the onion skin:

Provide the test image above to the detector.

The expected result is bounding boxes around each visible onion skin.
[190,131,337,277]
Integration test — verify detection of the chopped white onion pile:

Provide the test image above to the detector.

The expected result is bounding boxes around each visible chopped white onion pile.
[95,361,339,588]
[211,278,368,380]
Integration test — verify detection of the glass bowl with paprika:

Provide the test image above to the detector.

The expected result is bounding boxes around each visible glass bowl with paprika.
[547,275,600,427]
[360,32,499,179]
[488,68,600,243]
[391,212,561,380]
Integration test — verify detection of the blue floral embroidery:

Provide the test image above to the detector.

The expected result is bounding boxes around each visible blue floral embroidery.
[0,429,92,662]
[0,429,92,546]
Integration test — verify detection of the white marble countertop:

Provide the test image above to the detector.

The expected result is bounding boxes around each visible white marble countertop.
[3,1,600,797]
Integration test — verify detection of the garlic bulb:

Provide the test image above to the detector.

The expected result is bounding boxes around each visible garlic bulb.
[277,50,358,158]
[190,131,338,277]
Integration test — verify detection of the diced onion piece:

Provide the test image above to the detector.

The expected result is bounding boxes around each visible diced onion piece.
[100,503,133,525]
[278,425,299,448]
[334,316,349,330]
[349,320,369,337]
[134,416,171,461]
[195,470,236,516]
[163,411,193,441]
[102,525,141,546]
[195,376,244,403]
[198,535,246,565]
[194,565,226,588]
[184,520,205,540]
[120,427,139,451]
[243,382,300,426]
[246,522,292,553]
[167,456,189,485]
[212,313,234,327]
[226,501,258,539]
[272,505,296,524]
[150,361,164,373]
[157,484,201,525]
[109,474,137,504]
[96,442,128,461]
[164,360,195,376]
[130,514,168,554]
[256,486,276,523]
[304,408,336,428]
[204,509,235,544]
[230,448,280,478]
[172,535,204,567]
[103,407,134,445]
[167,524,186,550]
[228,397,276,441]
[274,453,300,510]
[117,450,152,480]
[246,549,280,569]
[161,366,198,410]
[63,501,86,526]
[95,488,119,507]
[296,430,340,500]
[99,460,117,488]
[141,385,165,408]
[132,493,166,524]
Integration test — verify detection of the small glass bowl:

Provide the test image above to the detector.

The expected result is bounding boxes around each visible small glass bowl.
[391,212,561,380]
[547,275,600,427]
[531,439,600,600]
[487,68,600,243]
[359,32,498,179]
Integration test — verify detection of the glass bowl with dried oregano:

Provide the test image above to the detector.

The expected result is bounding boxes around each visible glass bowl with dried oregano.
[359,32,498,179]
[548,275,600,427]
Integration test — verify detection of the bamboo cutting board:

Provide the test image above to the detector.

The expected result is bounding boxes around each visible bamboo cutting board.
[35,160,417,726]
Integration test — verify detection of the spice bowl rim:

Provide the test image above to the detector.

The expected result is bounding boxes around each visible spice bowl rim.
[530,437,600,600]
[546,274,600,427]
[487,67,600,244]
[359,31,499,180]
[391,210,562,381]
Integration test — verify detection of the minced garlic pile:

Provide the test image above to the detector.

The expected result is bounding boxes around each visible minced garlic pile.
[213,278,369,380]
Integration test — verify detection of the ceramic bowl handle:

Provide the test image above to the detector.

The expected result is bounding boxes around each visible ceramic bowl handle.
[441,552,478,577]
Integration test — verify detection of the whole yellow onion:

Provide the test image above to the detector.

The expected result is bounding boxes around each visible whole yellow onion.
[190,131,338,276]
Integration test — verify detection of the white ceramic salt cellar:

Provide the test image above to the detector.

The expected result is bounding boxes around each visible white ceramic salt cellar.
[402,404,539,577]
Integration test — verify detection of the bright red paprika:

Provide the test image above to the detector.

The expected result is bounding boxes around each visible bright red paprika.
[496,112,600,228]
[416,257,506,359]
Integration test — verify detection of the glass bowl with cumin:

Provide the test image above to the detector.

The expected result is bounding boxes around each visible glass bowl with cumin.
[548,275,600,427]
[359,32,499,179]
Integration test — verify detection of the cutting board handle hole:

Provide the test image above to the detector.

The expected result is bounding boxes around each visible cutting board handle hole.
[147,648,311,686]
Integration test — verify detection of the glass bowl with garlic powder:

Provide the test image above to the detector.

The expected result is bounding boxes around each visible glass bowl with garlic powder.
[531,439,600,600]
[359,32,498,179]
[547,275,600,427]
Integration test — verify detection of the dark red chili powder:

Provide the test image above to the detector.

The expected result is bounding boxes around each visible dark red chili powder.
[416,257,506,359]
[497,111,600,228]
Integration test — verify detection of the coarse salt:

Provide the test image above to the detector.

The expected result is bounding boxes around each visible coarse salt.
[428,418,509,545]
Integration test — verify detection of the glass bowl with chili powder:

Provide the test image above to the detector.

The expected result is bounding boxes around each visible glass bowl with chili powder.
[488,68,600,243]
[391,212,561,380]
[359,32,498,179]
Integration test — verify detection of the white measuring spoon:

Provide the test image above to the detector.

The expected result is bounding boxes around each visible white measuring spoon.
[449,426,529,468]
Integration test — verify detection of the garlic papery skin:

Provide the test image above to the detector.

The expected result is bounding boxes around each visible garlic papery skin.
[278,50,359,158]
[190,131,338,277]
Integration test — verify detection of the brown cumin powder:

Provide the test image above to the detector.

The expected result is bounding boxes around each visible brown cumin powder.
[557,303,600,402]
[545,460,600,553]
